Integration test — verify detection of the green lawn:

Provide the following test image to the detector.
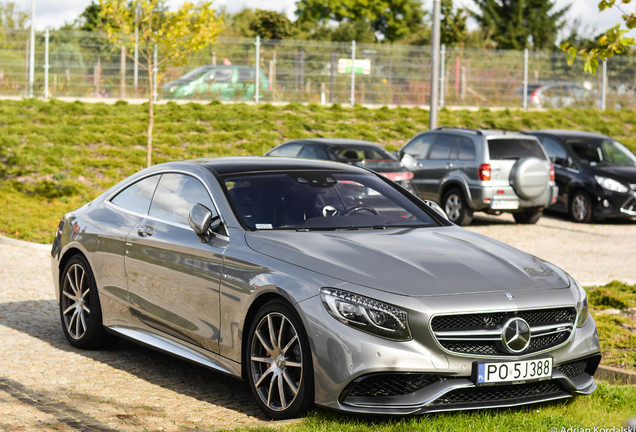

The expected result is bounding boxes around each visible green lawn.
[1,99,635,243]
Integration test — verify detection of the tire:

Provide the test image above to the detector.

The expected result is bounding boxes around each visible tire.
[510,157,549,200]
[246,300,314,420]
[442,188,473,226]
[512,209,543,224]
[59,255,115,349]
[569,191,593,223]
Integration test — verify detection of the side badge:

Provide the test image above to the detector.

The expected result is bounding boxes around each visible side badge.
[504,293,515,301]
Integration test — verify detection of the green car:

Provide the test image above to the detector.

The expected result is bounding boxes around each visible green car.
[162,65,271,101]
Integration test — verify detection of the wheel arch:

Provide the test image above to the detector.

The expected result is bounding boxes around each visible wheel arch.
[440,179,472,207]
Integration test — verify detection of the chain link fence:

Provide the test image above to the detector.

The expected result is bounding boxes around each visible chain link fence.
[2,30,635,109]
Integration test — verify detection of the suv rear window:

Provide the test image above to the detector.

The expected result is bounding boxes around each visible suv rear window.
[487,139,546,160]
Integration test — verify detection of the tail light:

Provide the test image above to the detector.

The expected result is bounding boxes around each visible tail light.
[549,163,555,182]
[479,164,491,181]
[530,89,540,104]
[382,171,414,182]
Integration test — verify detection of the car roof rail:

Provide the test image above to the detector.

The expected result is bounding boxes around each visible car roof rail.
[434,126,483,135]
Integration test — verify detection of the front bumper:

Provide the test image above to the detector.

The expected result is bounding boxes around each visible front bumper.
[298,292,600,415]
[591,188,636,220]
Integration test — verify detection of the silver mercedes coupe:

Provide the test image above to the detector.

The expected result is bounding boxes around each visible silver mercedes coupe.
[51,157,600,419]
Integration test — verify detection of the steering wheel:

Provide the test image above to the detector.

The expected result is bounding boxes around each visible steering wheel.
[343,205,379,216]
[322,205,339,217]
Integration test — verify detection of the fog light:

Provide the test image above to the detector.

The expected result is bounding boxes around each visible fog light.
[602,199,610,208]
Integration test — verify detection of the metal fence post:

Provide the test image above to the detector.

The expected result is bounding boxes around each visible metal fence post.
[601,59,607,111]
[255,35,260,104]
[429,0,441,129]
[134,3,140,97]
[440,44,446,109]
[28,0,35,98]
[350,40,356,106]
[523,48,529,110]
[44,28,50,99]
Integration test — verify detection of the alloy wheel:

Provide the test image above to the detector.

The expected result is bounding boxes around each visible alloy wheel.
[61,263,91,340]
[250,312,303,412]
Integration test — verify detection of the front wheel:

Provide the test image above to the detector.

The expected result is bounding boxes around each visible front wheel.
[246,300,314,419]
[512,209,543,224]
[570,191,593,223]
[59,255,115,349]
[442,188,473,225]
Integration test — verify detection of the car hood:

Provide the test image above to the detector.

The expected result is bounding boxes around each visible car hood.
[244,227,569,296]
[589,164,636,183]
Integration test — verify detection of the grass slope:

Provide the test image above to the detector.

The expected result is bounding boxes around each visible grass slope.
[1,99,634,243]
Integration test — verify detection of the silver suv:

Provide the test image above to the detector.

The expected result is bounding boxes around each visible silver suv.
[397,127,558,225]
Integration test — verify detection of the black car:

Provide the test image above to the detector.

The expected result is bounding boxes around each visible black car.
[265,138,415,193]
[528,130,636,222]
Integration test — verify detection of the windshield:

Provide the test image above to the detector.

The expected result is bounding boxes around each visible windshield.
[566,138,636,166]
[224,171,437,230]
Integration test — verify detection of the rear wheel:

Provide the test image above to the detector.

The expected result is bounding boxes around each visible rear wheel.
[442,188,473,225]
[512,209,543,224]
[569,191,593,223]
[59,255,115,349]
[246,300,314,419]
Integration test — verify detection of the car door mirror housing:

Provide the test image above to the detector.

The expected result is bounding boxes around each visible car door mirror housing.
[188,203,220,242]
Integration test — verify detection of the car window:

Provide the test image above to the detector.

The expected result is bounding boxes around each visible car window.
[111,175,160,214]
[403,134,435,158]
[487,138,547,160]
[268,144,303,157]
[428,134,455,160]
[539,137,570,167]
[458,137,476,160]
[149,173,214,226]
[224,171,438,230]
[567,138,636,166]
[238,68,255,83]
[298,145,329,159]
[211,69,232,83]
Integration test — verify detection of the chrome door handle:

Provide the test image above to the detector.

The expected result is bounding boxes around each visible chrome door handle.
[137,226,154,237]
[445,163,454,169]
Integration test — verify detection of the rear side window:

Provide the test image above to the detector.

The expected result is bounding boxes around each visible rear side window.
[428,135,455,159]
[458,137,476,160]
[487,139,546,160]
[298,145,329,159]
[268,144,303,157]
[111,175,160,214]
[149,173,214,226]
[238,68,255,83]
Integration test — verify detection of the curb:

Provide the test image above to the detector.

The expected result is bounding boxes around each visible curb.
[595,364,636,385]
[0,235,51,251]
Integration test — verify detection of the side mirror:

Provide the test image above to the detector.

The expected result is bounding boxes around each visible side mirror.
[423,200,449,221]
[188,203,221,243]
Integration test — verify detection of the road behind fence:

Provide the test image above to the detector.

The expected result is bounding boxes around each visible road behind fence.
[3,30,635,109]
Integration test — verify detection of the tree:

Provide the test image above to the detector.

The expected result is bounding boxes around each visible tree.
[561,0,635,74]
[99,0,223,167]
[294,0,427,43]
[0,1,28,31]
[249,9,292,40]
[470,0,569,50]
[440,0,468,47]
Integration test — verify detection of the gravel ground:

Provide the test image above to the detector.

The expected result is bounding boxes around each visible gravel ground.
[0,214,634,431]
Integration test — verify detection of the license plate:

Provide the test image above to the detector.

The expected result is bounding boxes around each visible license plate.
[476,358,552,384]
[490,200,519,210]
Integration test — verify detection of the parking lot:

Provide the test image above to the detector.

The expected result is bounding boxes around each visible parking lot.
[0,214,634,431]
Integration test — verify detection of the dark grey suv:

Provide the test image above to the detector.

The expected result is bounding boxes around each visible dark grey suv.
[397,127,558,225]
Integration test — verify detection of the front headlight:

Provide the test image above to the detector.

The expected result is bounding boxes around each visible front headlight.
[573,279,589,328]
[595,175,629,193]
[320,288,412,341]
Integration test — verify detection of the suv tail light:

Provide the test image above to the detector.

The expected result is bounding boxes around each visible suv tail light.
[479,164,491,181]
[549,163,555,181]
